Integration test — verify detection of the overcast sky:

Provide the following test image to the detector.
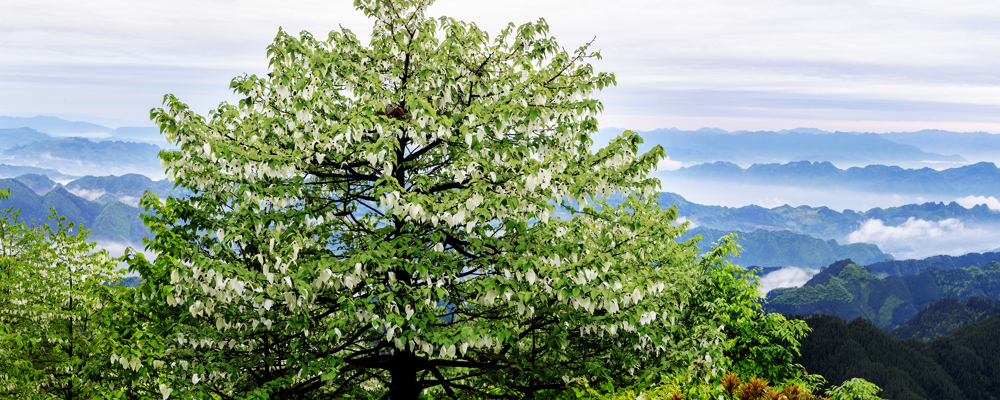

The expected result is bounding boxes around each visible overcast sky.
[3,0,999,132]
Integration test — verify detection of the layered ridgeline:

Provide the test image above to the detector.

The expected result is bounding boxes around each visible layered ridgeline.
[765,259,1000,332]
[0,174,185,244]
[596,126,1000,168]
[596,127,965,167]
[0,124,167,178]
[658,191,1000,240]
[796,313,1000,400]
[680,226,892,268]
[664,160,1000,198]
[0,115,164,144]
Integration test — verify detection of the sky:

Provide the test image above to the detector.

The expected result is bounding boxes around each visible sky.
[3,0,1000,132]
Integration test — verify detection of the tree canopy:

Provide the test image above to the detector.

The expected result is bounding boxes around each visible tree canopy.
[112,0,811,399]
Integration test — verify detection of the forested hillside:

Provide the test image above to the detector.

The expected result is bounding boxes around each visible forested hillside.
[797,313,1000,400]
[0,177,148,243]
[681,226,892,268]
[766,260,1000,331]
[891,296,1000,340]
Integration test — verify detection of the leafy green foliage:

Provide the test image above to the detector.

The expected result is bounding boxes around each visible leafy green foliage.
[0,189,126,398]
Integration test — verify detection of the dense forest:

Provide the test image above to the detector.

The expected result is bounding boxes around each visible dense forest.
[797,313,1000,400]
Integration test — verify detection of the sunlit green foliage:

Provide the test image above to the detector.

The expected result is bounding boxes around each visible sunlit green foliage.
[0,189,125,398]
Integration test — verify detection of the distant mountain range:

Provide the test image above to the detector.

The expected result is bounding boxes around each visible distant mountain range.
[0,127,164,178]
[0,115,163,144]
[595,126,1000,169]
[659,191,1000,242]
[595,127,980,169]
[765,259,1000,332]
[665,160,1000,198]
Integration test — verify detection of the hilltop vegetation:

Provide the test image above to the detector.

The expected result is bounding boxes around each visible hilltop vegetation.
[766,260,1000,331]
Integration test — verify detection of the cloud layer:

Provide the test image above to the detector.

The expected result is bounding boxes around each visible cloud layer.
[955,196,1000,211]
[3,0,1000,132]
[758,267,819,295]
[847,218,1000,259]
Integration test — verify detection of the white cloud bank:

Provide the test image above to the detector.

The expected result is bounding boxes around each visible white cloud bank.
[955,196,1000,211]
[847,218,1000,259]
[758,267,819,295]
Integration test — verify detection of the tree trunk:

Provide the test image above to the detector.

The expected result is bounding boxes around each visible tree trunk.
[388,363,421,400]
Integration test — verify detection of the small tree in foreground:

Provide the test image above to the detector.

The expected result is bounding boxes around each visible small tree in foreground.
[129,0,791,398]
[0,190,123,399]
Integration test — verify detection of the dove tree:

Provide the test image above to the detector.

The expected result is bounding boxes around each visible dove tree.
[130,0,758,399]
[0,190,123,399]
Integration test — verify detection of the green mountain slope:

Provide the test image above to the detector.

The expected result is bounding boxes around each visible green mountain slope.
[0,178,150,244]
[766,260,1000,331]
[681,227,892,268]
[797,313,1000,400]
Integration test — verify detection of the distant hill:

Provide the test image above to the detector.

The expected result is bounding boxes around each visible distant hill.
[666,160,1000,197]
[866,252,1000,276]
[628,128,963,167]
[0,115,111,134]
[0,127,53,150]
[0,164,77,181]
[882,130,1000,164]
[681,226,892,268]
[14,173,59,194]
[796,313,1000,400]
[765,259,1000,331]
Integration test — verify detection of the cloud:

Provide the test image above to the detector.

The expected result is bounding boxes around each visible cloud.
[656,157,683,171]
[848,217,965,243]
[755,196,789,208]
[675,216,698,228]
[955,195,1000,211]
[67,188,106,201]
[4,0,1000,132]
[758,267,819,294]
[847,218,1000,259]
